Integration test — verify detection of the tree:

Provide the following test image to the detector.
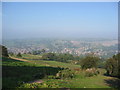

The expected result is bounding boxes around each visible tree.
[57,53,74,62]
[27,51,32,54]
[105,53,119,77]
[32,51,39,55]
[41,49,46,53]
[80,55,100,70]
[9,52,14,56]
[32,49,46,55]
[16,52,22,57]
[42,53,57,60]
[0,45,9,57]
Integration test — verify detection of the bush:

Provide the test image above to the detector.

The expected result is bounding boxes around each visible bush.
[84,68,100,77]
[41,53,57,60]
[47,75,55,79]
[55,68,75,79]
[0,45,9,57]
[80,55,100,70]
[33,73,45,79]
[57,53,74,62]
[19,81,60,88]
[105,53,119,77]
[16,53,22,57]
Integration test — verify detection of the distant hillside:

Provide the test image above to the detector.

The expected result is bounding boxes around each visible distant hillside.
[3,38,118,58]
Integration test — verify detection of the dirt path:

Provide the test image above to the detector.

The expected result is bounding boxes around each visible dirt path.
[10,57,31,62]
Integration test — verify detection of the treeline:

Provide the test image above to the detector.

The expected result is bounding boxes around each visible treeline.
[29,49,46,55]
[41,53,77,62]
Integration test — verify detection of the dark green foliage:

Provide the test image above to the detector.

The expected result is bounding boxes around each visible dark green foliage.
[16,53,22,57]
[84,68,100,77]
[74,56,81,60]
[47,75,56,79]
[97,58,106,69]
[32,73,45,79]
[19,80,67,88]
[0,45,9,57]
[32,49,46,55]
[32,50,41,55]
[105,53,119,77]
[80,55,100,69]
[42,53,74,62]
[42,53,57,60]
[9,52,14,56]
[27,51,32,54]
[55,68,75,79]
[57,53,74,62]
[41,49,46,53]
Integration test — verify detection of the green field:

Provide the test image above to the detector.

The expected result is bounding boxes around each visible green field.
[2,55,120,89]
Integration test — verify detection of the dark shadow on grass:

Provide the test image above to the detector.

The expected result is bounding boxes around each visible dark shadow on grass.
[103,71,120,89]
[104,78,120,89]
[2,57,64,88]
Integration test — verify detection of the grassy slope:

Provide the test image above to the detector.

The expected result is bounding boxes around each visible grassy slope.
[2,57,63,88]
[2,55,120,88]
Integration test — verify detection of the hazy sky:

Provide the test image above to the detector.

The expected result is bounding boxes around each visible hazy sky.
[2,2,118,39]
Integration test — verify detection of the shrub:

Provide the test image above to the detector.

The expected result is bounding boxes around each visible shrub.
[16,53,22,57]
[80,55,100,70]
[33,73,45,79]
[41,53,57,60]
[57,53,74,62]
[55,68,75,79]
[0,45,9,57]
[47,75,55,79]
[105,54,119,77]
[84,68,100,77]
[19,81,60,88]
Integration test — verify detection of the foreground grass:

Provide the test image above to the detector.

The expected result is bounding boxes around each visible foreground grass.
[2,57,63,88]
[69,75,110,88]
[2,56,120,88]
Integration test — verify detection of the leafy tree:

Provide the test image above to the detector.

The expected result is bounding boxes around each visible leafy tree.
[42,53,57,60]
[74,56,81,60]
[80,55,100,70]
[97,58,106,68]
[0,45,9,57]
[27,51,31,54]
[105,53,119,77]
[9,52,14,56]
[32,49,46,55]
[41,49,46,53]
[42,53,74,62]
[32,51,39,55]
[57,53,74,62]
[16,52,22,57]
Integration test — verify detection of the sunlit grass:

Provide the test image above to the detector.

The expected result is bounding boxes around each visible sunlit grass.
[2,56,120,88]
